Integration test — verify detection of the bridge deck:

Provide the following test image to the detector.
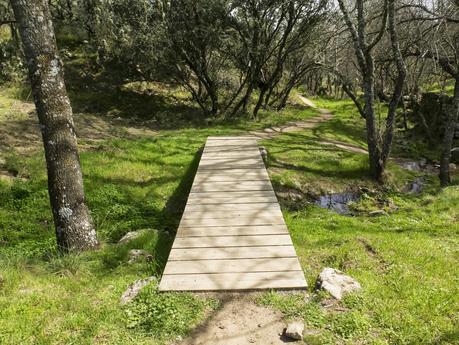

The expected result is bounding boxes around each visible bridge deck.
[158,136,307,291]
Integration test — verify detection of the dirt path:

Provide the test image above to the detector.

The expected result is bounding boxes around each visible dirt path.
[178,294,298,345]
[249,96,369,155]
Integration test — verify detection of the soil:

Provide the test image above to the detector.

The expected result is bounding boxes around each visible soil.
[177,293,299,345]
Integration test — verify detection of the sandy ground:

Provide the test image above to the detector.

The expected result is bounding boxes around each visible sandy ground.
[178,294,301,345]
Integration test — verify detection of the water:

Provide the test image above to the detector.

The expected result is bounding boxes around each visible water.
[405,177,425,194]
[398,161,422,172]
[315,192,360,215]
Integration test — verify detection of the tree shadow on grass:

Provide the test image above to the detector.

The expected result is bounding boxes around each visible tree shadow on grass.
[153,145,203,275]
[265,132,370,181]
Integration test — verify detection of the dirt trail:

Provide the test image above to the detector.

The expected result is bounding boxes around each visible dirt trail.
[178,294,299,345]
[249,96,369,154]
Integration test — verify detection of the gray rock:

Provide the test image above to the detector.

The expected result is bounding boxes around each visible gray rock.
[127,249,153,264]
[303,328,321,337]
[316,268,361,300]
[120,276,156,305]
[259,146,268,162]
[118,229,153,244]
[369,210,387,217]
[404,177,425,194]
[284,321,304,340]
[419,158,427,167]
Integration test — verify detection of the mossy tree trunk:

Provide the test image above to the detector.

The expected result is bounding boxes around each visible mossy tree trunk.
[11,0,98,252]
[440,77,459,186]
[337,0,406,182]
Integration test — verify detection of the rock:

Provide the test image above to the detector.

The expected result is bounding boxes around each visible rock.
[284,321,304,340]
[404,177,424,194]
[369,210,387,217]
[303,329,321,337]
[120,276,156,305]
[118,229,153,244]
[316,268,361,300]
[259,146,268,162]
[127,249,153,264]
[419,158,427,167]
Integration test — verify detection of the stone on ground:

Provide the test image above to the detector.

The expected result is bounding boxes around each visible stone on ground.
[120,276,156,305]
[118,229,154,244]
[284,321,304,340]
[369,210,387,217]
[128,249,153,263]
[316,267,361,300]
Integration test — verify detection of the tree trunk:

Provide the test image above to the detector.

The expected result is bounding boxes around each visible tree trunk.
[11,0,98,252]
[381,0,407,166]
[439,77,459,186]
[362,78,384,181]
[253,87,267,118]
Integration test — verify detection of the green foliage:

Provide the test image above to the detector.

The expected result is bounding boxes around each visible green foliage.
[0,40,26,83]
[124,283,216,339]
[258,291,327,328]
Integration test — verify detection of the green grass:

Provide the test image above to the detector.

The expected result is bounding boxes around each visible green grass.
[256,98,459,344]
[424,80,455,96]
[260,187,459,344]
[1,84,458,344]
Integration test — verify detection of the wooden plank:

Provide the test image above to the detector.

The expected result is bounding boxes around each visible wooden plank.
[207,136,256,140]
[168,245,297,260]
[184,202,280,212]
[192,180,272,187]
[204,143,257,148]
[202,151,261,157]
[198,164,266,169]
[187,190,276,199]
[199,164,265,168]
[195,167,269,174]
[179,215,285,227]
[191,183,273,193]
[186,196,279,205]
[193,174,270,182]
[176,224,288,237]
[200,157,262,163]
[194,170,269,176]
[163,258,302,275]
[159,271,307,291]
[181,209,283,220]
[173,234,292,248]
[192,176,271,183]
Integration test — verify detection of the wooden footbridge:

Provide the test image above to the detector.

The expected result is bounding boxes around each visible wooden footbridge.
[159,136,307,291]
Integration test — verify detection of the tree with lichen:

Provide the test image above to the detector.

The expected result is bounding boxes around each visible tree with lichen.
[10,0,98,252]
[336,0,407,182]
